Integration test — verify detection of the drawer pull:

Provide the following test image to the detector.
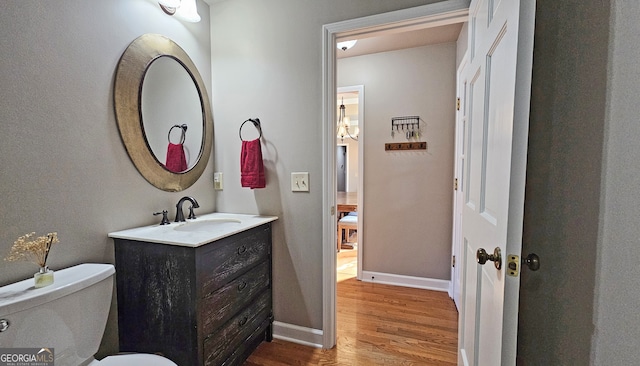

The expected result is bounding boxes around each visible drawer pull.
[237,245,247,255]
[238,316,248,327]
[237,281,247,292]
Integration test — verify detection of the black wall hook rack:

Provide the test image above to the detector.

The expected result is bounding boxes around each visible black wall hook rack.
[390,116,422,140]
[391,116,420,133]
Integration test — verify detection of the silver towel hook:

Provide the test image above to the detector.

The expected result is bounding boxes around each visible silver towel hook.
[239,118,263,141]
[168,124,187,144]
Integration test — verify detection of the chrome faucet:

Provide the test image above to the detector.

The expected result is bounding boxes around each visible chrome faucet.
[175,196,200,222]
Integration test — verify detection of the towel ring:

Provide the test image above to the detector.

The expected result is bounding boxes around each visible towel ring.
[239,118,262,141]
[168,124,187,144]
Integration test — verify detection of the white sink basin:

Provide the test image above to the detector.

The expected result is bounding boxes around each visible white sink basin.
[174,218,242,232]
[108,213,278,247]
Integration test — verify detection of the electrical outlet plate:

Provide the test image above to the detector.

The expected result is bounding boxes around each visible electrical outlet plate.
[291,172,309,192]
[213,172,223,190]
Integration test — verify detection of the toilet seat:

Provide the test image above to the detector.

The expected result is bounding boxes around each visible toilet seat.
[97,353,177,366]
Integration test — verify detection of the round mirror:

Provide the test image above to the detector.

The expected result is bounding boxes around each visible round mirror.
[141,56,203,172]
[114,34,212,191]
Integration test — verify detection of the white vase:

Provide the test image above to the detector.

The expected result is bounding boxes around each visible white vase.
[34,266,54,288]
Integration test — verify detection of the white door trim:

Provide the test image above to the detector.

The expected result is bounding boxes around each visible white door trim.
[321,0,470,349]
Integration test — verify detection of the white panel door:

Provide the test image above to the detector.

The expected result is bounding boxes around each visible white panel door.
[451,53,468,311]
[458,0,535,365]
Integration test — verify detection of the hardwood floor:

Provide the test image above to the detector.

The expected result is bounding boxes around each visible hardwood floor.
[337,246,358,282]
[244,249,459,365]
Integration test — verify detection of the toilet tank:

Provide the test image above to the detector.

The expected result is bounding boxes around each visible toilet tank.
[0,264,115,366]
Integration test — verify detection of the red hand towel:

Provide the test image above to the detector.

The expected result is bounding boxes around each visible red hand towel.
[165,143,188,173]
[241,139,266,189]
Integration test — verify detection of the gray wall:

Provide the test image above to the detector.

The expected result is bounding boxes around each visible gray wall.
[208,0,449,331]
[518,1,607,363]
[593,0,640,363]
[519,0,640,364]
[0,0,212,357]
[338,43,456,280]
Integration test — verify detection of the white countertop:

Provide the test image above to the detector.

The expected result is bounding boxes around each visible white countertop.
[108,212,278,247]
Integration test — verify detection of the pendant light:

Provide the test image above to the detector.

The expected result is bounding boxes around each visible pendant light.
[337,97,358,142]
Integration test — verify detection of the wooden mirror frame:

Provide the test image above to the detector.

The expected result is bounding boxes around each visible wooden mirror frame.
[114,33,213,192]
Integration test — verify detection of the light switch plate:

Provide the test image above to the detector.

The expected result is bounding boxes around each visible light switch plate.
[291,172,309,192]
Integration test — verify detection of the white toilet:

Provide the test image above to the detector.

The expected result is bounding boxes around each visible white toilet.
[0,263,177,366]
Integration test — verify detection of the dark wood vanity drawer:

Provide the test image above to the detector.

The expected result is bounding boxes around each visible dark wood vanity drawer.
[115,221,274,366]
[197,225,270,296]
[203,290,272,366]
[221,317,272,366]
[200,260,270,336]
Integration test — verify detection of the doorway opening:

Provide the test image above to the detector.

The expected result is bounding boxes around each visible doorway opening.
[322,1,469,349]
[336,144,356,266]
[336,86,363,283]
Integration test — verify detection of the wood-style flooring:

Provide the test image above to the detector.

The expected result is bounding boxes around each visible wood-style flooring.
[244,249,459,365]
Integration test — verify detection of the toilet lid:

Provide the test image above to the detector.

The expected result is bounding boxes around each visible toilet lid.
[99,353,177,366]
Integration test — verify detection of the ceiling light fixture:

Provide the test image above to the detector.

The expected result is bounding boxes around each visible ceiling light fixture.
[158,0,180,14]
[337,40,357,51]
[158,0,201,23]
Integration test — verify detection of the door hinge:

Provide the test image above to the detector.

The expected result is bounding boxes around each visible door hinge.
[454,178,458,191]
[331,206,335,216]
[452,255,456,268]
[456,97,461,111]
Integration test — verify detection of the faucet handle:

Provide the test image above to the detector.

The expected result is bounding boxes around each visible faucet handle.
[188,206,197,220]
[153,210,171,225]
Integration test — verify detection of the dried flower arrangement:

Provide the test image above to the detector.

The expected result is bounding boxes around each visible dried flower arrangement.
[5,232,59,269]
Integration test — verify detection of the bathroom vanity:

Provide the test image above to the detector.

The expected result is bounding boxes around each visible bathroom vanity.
[109,213,277,366]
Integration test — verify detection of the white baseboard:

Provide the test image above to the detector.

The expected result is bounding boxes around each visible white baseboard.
[272,321,323,348]
[360,271,450,292]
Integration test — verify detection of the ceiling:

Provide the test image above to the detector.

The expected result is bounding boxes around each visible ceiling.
[203,0,463,58]
[202,0,464,59]
[337,22,463,59]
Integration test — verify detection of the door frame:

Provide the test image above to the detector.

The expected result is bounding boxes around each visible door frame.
[321,0,470,349]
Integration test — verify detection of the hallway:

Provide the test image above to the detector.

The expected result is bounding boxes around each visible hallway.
[245,257,458,365]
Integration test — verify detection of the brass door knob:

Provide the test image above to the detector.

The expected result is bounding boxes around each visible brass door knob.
[476,247,502,270]
[523,253,540,271]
